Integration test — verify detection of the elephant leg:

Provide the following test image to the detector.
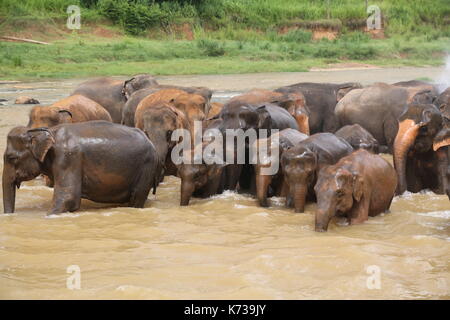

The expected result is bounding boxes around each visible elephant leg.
[383,116,398,153]
[348,195,370,225]
[50,167,82,215]
[129,167,154,208]
[44,175,54,188]
[435,148,449,195]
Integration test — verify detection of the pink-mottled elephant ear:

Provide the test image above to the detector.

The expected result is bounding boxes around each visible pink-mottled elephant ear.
[27,128,55,163]
[352,173,364,202]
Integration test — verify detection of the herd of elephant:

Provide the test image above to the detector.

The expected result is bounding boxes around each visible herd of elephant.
[2,74,450,232]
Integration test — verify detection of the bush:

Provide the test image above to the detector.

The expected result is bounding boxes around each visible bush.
[196,39,225,56]
[281,29,312,43]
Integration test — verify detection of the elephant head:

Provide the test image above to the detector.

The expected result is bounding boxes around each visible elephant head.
[336,83,363,102]
[141,104,189,169]
[435,87,450,124]
[170,93,207,130]
[314,167,364,232]
[252,132,285,207]
[3,127,54,213]
[122,74,158,100]
[393,103,443,194]
[281,146,318,213]
[28,106,73,128]
[271,92,310,135]
[177,142,225,206]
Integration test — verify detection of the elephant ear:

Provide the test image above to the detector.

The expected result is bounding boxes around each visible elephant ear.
[27,128,55,163]
[256,105,272,131]
[433,127,450,151]
[122,77,135,100]
[336,85,356,102]
[58,110,73,124]
[352,173,364,202]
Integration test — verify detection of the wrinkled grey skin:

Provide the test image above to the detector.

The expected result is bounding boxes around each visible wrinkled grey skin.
[254,128,309,207]
[121,85,213,127]
[435,87,450,124]
[2,121,161,215]
[335,82,436,152]
[216,101,299,193]
[72,74,158,123]
[275,82,362,133]
[280,133,354,213]
[335,124,380,153]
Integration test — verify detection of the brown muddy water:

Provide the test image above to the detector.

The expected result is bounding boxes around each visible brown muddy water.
[0,68,449,299]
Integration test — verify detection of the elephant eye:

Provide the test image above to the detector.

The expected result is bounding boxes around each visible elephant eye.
[336,190,345,197]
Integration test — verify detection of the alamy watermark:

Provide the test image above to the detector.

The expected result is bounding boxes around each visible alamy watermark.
[366,265,381,289]
[367,5,382,30]
[170,121,280,175]
[66,265,81,290]
[67,5,81,30]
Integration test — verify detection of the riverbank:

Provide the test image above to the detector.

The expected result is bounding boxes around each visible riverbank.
[1,35,449,81]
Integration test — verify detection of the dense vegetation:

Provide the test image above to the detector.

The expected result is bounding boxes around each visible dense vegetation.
[0,0,449,79]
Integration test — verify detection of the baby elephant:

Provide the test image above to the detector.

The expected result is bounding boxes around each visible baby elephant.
[2,121,160,215]
[28,95,112,128]
[314,149,397,232]
[335,124,380,153]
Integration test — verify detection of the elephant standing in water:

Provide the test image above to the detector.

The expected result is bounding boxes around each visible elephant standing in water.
[281,133,353,213]
[276,82,362,134]
[121,85,212,127]
[216,101,300,193]
[314,149,397,232]
[335,124,379,153]
[253,128,308,207]
[28,95,112,128]
[72,74,158,123]
[227,89,310,134]
[334,82,436,152]
[2,121,161,215]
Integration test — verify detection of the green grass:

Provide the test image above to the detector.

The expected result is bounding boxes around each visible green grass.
[0,1,449,80]
[1,34,448,80]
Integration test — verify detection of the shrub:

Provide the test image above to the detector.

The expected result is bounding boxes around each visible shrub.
[197,39,226,56]
[281,29,312,43]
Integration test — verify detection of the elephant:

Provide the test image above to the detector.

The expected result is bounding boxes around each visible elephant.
[280,132,353,213]
[177,139,227,206]
[217,101,300,192]
[275,82,362,134]
[27,95,112,128]
[433,127,450,199]
[135,101,190,177]
[314,149,397,232]
[134,89,206,135]
[207,102,224,119]
[72,74,158,123]
[121,85,212,127]
[2,121,161,215]
[253,128,308,207]
[335,82,437,152]
[393,103,449,195]
[393,80,439,102]
[335,124,380,153]
[227,89,310,134]
[435,87,450,122]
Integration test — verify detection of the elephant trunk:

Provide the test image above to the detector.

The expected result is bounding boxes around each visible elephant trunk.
[256,171,272,207]
[180,180,195,206]
[393,119,421,195]
[293,183,308,213]
[296,114,310,136]
[2,163,16,213]
[315,209,333,232]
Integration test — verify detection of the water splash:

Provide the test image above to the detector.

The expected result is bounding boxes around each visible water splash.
[437,54,450,93]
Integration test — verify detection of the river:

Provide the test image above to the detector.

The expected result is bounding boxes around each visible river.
[0,67,448,299]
